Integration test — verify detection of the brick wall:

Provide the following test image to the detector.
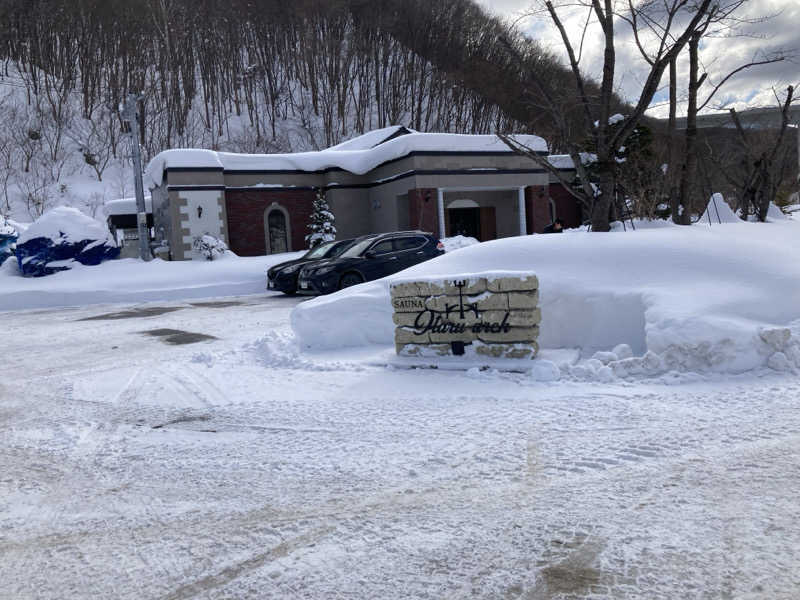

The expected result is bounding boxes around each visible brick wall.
[527,183,583,233]
[408,188,439,236]
[225,189,315,256]
[550,183,583,229]
[527,185,550,234]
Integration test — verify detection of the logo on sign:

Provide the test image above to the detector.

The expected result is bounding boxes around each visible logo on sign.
[411,279,511,336]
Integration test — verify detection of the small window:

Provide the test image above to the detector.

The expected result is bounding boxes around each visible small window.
[370,240,395,255]
[394,236,426,251]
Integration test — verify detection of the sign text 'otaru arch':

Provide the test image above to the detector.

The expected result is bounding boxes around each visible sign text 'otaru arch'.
[390,274,540,359]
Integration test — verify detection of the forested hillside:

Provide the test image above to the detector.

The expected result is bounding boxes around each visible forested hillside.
[0,0,585,220]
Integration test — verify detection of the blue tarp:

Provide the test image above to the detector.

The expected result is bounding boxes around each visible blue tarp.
[16,236,120,277]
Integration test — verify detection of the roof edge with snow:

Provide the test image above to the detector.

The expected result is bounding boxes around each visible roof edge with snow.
[144,129,548,189]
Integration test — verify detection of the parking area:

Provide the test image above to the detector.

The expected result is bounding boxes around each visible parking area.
[2,296,800,599]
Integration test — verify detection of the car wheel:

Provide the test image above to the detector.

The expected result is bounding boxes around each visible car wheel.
[339,272,363,290]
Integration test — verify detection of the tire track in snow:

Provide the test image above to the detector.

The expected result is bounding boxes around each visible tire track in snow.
[161,526,335,600]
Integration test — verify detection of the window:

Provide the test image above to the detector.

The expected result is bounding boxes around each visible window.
[304,241,335,259]
[341,238,376,258]
[266,208,288,254]
[370,240,395,255]
[394,236,426,251]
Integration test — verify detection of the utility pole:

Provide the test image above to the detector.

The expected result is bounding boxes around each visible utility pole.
[121,94,151,261]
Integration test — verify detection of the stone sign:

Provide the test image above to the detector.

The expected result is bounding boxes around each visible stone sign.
[390,274,540,359]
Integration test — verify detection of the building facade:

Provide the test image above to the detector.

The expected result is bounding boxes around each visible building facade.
[144,127,576,260]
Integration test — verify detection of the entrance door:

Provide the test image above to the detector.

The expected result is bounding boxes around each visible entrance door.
[266,209,288,254]
[479,206,497,240]
[448,207,481,240]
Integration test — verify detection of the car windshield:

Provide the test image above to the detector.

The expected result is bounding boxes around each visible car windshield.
[303,241,336,260]
[339,238,376,258]
[329,240,355,258]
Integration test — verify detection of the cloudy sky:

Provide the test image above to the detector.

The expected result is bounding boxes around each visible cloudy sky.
[474,0,798,118]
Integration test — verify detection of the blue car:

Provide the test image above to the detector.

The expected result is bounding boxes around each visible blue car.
[297,231,444,295]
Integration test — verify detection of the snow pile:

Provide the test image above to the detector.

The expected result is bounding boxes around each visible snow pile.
[767,202,788,221]
[18,206,113,246]
[700,193,739,224]
[701,194,790,224]
[292,219,800,375]
[441,235,480,252]
[15,207,119,277]
[144,130,548,188]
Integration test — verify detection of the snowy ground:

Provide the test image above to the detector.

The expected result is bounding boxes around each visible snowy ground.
[2,294,800,599]
[0,252,303,311]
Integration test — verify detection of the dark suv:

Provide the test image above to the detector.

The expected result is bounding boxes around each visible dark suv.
[297,231,444,295]
[267,238,360,295]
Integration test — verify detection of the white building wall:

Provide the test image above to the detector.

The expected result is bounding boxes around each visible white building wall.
[177,190,227,260]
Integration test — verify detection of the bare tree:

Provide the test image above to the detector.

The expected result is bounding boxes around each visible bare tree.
[671,1,787,224]
[502,0,715,231]
[728,86,796,221]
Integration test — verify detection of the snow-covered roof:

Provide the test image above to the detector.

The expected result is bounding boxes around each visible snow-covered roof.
[548,155,575,169]
[105,196,153,216]
[547,153,597,170]
[144,129,549,189]
[325,125,412,151]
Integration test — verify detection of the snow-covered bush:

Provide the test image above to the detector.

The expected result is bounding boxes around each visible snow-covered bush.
[192,234,231,261]
[15,206,119,277]
[305,188,336,248]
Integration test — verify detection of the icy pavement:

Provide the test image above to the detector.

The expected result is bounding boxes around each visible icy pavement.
[1,295,800,599]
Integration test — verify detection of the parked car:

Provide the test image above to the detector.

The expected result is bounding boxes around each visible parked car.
[267,237,361,294]
[297,231,444,295]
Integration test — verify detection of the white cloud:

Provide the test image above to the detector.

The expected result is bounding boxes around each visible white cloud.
[474,0,799,118]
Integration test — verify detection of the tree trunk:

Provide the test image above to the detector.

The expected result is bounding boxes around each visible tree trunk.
[677,32,702,225]
[668,57,680,223]
[592,158,614,231]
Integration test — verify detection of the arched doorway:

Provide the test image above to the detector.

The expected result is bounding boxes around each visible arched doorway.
[264,204,291,254]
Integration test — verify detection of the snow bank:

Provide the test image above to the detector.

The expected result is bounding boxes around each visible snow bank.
[441,235,479,252]
[0,251,303,311]
[292,219,800,375]
[144,130,548,188]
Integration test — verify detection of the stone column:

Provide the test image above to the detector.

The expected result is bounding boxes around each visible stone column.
[437,188,445,239]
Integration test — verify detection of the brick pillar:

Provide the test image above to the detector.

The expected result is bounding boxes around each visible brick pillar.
[527,185,550,233]
[408,188,439,235]
[550,182,583,229]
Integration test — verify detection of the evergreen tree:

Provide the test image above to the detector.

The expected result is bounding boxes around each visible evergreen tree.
[306,188,336,248]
